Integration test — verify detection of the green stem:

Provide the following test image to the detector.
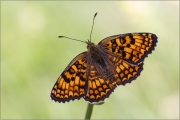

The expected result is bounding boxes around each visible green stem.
[84,103,94,120]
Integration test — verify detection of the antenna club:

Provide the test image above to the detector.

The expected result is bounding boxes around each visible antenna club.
[58,36,64,38]
[94,12,98,18]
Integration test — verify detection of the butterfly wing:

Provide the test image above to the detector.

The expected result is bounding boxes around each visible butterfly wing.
[51,52,88,103]
[108,55,144,86]
[98,33,158,65]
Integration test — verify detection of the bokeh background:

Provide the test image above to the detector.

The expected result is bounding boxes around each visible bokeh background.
[1,1,179,119]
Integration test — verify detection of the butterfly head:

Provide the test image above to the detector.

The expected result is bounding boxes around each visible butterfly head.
[86,40,96,50]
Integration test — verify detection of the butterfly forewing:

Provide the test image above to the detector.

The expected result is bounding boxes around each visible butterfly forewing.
[98,33,158,65]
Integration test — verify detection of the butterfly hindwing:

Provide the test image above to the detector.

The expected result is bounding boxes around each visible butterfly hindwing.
[51,52,88,103]
[98,33,158,65]
[107,55,144,86]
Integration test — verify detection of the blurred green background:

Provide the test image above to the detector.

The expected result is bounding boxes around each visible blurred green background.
[1,1,179,119]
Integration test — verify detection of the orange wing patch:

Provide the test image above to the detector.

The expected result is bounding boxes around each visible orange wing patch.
[51,53,88,103]
[99,33,157,65]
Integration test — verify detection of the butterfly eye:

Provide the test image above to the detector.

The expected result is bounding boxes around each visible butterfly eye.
[87,44,89,49]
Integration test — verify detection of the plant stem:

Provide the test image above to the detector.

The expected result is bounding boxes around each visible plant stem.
[84,103,94,120]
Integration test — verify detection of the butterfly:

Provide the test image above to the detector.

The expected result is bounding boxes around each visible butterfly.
[50,13,158,103]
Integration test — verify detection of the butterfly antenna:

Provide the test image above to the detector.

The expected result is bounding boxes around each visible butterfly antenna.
[58,36,86,43]
[90,12,98,42]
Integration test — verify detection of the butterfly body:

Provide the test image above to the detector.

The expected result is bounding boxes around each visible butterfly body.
[87,40,116,81]
[51,32,157,103]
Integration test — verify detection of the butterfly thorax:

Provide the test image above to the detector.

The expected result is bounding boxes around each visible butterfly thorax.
[87,41,104,62]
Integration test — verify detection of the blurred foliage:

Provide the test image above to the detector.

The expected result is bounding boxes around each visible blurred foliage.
[1,1,179,119]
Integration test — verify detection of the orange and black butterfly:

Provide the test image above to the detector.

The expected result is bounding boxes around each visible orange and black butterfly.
[50,13,158,103]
